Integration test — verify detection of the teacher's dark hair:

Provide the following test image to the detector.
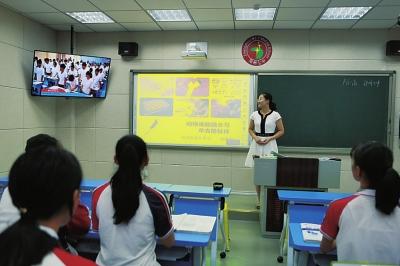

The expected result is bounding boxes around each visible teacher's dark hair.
[351,141,400,215]
[111,135,148,224]
[0,147,82,266]
[260,92,277,111]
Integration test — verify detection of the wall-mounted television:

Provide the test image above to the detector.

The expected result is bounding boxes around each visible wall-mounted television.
[32,50,111,98]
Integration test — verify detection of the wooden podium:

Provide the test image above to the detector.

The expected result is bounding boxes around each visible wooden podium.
[253,157,341,237]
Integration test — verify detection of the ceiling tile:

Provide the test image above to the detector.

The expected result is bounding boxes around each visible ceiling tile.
[121,22,161,31]
[379,0,400,5]
[24,12,77,24]
[42,0,99,12]
[196,21,234,30]
[276,7,324,20]
[235,20,273,29]
[86,23,127,32]
[47,23,94,32]
[352,19,396,29]
[232,0,280,8]
[189,9,233,21]
[89,0,141,11]
[136,0,185,9]
[280,0,330,8]
[106,11,153,23]
[313,20,356,29]
[274,20,314,29]
[184,0,231,8]
[158,21,197,30]
[0,0,57,13]
[328,0,380,7]
[363,6,400,19]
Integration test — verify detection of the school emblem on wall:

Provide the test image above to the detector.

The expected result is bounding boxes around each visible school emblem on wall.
[242,35,272,66]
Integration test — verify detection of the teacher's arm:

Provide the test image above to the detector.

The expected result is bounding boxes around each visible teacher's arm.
[248,120,262,144]
[265,119,284,144]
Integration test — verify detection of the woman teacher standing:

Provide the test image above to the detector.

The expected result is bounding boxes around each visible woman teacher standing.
[245,92,284,208]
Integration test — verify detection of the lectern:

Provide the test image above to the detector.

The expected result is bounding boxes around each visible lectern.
[254,157,341,237]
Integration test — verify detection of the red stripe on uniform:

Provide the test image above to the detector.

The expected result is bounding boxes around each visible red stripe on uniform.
[91,182,110,231]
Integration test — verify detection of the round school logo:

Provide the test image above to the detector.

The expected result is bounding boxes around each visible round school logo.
[242,35,272,66]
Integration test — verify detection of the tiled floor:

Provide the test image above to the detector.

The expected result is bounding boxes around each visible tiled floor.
[207,220,284,266]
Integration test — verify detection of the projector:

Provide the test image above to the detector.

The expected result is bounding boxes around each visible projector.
[181,50,207,59]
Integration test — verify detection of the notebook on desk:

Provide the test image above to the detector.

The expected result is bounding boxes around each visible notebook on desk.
[301,223,322,242]
[172,214,216,234]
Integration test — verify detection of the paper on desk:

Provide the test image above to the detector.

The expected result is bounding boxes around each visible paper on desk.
[172,213,216,234]
[300,223,321,230]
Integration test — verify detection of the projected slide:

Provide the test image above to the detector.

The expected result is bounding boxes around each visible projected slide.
[134,73,251,147]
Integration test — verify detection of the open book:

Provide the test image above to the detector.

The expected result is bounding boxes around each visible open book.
[172,213,216,234]
[301,223,322,242]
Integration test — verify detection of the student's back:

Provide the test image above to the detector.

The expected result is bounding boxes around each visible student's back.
[92,135,174,266]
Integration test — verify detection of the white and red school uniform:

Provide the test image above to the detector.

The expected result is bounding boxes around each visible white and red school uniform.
[0,187,90,236]
[320,189,400,264]
[92,183,174,266]
[38,226,96,266]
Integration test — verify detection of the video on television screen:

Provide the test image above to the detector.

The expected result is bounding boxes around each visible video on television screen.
[32,50,111,98]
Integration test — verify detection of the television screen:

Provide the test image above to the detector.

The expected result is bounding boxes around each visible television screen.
[32,50,111,98]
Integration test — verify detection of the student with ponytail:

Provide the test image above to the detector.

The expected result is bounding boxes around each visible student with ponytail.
[92,135,174,266]
[320,141,400,264]
[0,147,95,266]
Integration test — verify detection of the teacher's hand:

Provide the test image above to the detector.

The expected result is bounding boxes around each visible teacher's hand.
[255,136,264,144]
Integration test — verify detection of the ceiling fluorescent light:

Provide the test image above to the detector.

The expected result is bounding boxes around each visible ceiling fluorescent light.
[235,8,276,21]
[148,9,191,22]
[67,12,114,23]
[320,7,372,20]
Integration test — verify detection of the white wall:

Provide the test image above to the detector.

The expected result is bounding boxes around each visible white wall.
[54,29,400,193]
[0,5,57,176]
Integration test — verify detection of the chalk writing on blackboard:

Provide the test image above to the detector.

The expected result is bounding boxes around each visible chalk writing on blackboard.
[363,80,380,88]
[342,78,358,87]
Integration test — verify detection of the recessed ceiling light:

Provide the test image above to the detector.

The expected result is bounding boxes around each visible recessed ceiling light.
[320,7,372,20]
[66,12,114,24]
[235,8,276,21]
[147,9,191,22]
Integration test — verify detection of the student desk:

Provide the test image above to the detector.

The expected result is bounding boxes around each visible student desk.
[82,180,231,266]
[277,190,351,266]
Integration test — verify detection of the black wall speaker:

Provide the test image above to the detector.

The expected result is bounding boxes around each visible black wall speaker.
[386,40,400,56]
[118,42,138,56]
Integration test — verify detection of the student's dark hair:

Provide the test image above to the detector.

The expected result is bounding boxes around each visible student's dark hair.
[60,63,66,69]
[86,71,92,78]
[37,59,42,65]
[111,135,148,225]
[0,147,82,266]
[68,75,75,82]
[25,133,59,152]
[351,141,400,215]
[260,92,277,111]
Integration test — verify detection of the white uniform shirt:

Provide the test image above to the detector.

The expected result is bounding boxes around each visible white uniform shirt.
[51,65,59,78]
[245,110,282,167]
[43,62,52,75]
[35,67,45,82]
[57,70,68,86]
[91,74,102,91]
[92,184,173,266]
[321,189,400,264]
[0,187,20,234]
[81,78,93,94]
[78,68,88,80]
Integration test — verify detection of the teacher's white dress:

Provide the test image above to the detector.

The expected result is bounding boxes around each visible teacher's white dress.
[245,110,282,167]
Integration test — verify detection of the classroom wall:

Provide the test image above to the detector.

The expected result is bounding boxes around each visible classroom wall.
[0,5,57,177]
[54,29,400,193]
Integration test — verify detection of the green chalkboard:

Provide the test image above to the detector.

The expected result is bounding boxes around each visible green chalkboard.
[257,74,392,148]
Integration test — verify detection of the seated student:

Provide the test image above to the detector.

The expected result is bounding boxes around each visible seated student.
[0,134,90,244]
[0,146,95,266]
[320,141,400,264]
[66,74,77,92]
[92,135,175,266]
